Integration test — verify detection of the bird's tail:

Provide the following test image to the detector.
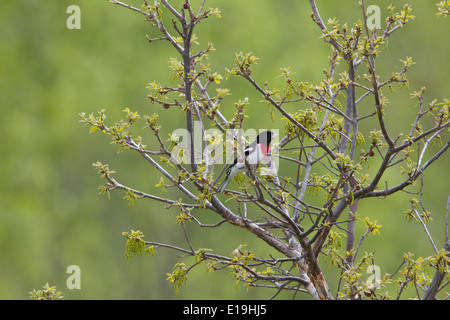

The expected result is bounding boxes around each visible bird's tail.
[217,173,231,193]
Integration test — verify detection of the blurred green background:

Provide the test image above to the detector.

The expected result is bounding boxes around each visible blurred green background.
[0,0,448,299]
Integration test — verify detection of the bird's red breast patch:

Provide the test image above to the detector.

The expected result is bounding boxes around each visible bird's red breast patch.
[260,144,270,156]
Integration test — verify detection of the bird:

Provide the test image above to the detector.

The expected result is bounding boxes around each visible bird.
[217,130,277,193]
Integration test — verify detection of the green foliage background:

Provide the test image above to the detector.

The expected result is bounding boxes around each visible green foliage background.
[0,0,448,299]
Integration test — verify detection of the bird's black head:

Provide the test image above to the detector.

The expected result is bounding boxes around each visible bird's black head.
[256,131,277,146]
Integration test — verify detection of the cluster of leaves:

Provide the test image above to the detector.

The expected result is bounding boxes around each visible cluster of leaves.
[394,251,450,298]
[436,1,450,17]
[166,263,188,296]
[29,283,63,300]
[123,229,154,263]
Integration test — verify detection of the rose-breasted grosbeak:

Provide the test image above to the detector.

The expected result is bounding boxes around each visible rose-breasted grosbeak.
[217,130,277,193]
